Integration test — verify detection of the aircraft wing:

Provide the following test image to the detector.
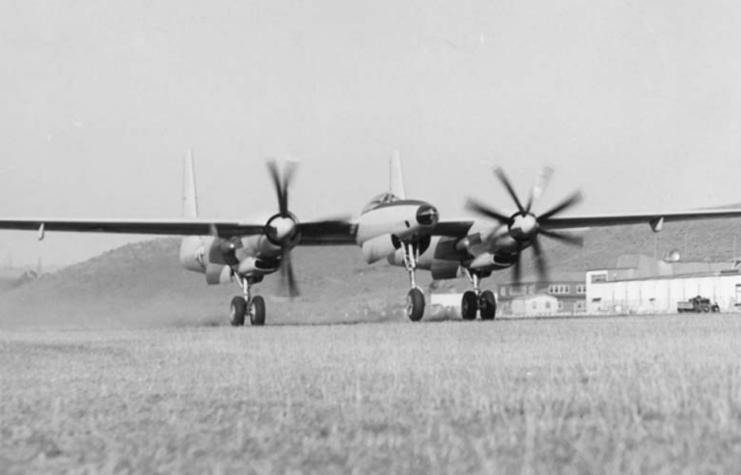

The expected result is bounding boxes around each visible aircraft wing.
[430,220,477,237]
[0,217,357,244]
[296,221,357,245]
[427,208,741,239]
[539,209,741,230]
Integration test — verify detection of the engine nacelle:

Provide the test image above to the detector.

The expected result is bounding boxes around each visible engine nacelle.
[468,252,517,272]
[237,256,278,275]
[205,263,233,285]
[362,234,399,264]
[241,234,283,259]
[180,236,209,272]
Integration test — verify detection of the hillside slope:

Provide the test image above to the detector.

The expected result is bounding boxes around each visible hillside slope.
[0,239,412,328]
[3,214,741,327]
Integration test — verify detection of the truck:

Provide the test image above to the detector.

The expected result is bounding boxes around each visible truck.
[677,296,720,313]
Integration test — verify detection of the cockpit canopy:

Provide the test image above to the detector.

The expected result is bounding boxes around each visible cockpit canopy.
[361,192,401,214]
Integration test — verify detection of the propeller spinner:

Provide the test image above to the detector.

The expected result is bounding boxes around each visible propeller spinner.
[466,167,584,284]
[265,159,300,297]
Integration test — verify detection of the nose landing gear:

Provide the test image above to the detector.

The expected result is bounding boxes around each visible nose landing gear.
[402,241,425,321]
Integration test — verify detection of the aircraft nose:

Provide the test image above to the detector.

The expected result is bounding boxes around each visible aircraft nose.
[416,204,439,226]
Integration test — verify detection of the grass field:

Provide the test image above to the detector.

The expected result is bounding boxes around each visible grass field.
[2,314,741,474]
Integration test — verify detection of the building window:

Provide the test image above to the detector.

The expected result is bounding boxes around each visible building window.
[549,285,571,295]
[531,302,537,310]
[591,273,607,283]
[576,284,586,294]
[557,301,564,311]
[545,302,551,309]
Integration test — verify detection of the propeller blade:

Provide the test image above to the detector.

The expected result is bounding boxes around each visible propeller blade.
[525,166,554,213]
[465,198,511,224]
[266,159,288,216]
[512,251,522,286]
[494,168,525,214]
[540,229,584,247]
[280,247,300,298]
[538,190,584,221]
[531,237,549,284]
[280,161,297,216]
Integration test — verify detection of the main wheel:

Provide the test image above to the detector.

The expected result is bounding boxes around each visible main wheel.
[479,290,497,320]
[406,288,425,322]
[250,296,266,326]
[230,296,247,327]
[461,291,478,320]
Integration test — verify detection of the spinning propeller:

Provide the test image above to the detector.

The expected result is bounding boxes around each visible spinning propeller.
[466,167,584,284]
[266,159,300,297]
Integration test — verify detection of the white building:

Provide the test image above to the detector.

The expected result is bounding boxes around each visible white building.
[510,294,559,316]
[586,255,741,314]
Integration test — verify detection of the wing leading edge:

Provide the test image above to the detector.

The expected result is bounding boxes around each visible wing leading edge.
[429,208,741,239]
[539,209,741,230]
[0,218,357,244]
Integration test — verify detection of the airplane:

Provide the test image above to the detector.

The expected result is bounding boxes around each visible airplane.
[4,152,741,325]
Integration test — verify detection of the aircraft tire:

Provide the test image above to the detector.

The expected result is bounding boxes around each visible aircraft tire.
[461,291,478,320]
[230,296,247,327]
[250,296,266,326]
[479,290,497,320]
[406,288,425,322]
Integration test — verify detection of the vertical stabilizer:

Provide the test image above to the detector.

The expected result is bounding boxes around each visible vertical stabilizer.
[180,150,205,272]
[183,150,198,218]
[390,150,406,199]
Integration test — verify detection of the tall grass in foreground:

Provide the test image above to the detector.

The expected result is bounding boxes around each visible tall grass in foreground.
[2,314,741,473]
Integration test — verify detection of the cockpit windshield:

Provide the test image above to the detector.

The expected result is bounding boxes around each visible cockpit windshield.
[361,192,401,214]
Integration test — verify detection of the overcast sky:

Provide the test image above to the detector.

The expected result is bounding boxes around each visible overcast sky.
[1,0,741,266]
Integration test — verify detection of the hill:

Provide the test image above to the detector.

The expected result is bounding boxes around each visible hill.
[3,213,741,327]
[0,239,412,328]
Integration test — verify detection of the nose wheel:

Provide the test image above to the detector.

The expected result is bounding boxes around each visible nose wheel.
[406,288,425,321]
[402,241,425,321]
[230,276,266,326]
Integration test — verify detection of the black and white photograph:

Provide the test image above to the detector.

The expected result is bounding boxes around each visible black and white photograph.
[2,0,741,473]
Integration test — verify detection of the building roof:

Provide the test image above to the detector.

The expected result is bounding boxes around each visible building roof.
[591,268,741,284]
[500,270,585,285]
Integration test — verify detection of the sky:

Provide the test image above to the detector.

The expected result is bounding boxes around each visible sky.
[1,0,741,266]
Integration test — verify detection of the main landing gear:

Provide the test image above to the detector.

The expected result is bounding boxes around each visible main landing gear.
[230,276,266,326]
[461,270,497,321]
[402,241,425,321]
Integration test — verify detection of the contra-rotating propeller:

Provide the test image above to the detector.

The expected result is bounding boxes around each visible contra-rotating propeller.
[265,159,300,298]
[466,167,584,285]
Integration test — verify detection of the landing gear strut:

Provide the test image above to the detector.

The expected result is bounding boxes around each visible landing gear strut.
[230,276,266,326]
[402,241,425,321]
[461,269,497,321]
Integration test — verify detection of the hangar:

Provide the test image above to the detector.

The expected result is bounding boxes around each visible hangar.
[586,254,741,314]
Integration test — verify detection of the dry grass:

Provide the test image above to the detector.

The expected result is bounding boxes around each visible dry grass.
[2,314,741,474]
